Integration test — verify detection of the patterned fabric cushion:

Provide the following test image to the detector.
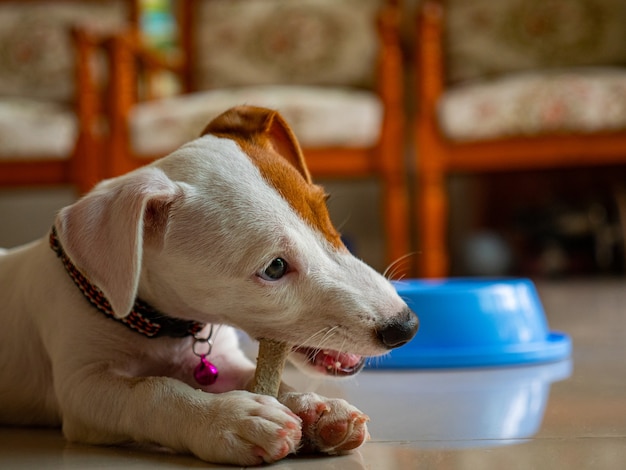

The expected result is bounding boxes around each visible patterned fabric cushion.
[193,0,381,90]
[438,68,626,141]
[129,85,382,156]
[0,98,77,159]
[0,1,128,102]
[445,0,626,84]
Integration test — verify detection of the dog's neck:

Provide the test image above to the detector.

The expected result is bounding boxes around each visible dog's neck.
[49,226,206,339]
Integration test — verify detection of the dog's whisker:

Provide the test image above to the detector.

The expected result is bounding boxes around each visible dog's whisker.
[336,214,351,234]
[383,252,415,280]
[393,278,413,287]
[308,326,341,355]
[339,336,348,355]
[305,326,336,344]
[386,263,406,281]
[297,326,338,353]
[390,258,413,280]
[314,330,339,352]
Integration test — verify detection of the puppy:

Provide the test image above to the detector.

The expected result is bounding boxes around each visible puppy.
[0,106,418,466]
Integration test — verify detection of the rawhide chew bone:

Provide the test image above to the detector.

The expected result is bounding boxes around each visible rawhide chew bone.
[250,338,290,397]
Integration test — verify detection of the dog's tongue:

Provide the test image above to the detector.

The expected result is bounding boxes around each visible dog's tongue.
[319,350,362,370]
[294,346,364,375]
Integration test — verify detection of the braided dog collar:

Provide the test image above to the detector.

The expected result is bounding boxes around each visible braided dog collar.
[49,226,205,339]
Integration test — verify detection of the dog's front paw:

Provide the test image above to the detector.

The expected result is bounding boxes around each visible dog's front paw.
[280,392,369,455]
[191,391,302,465]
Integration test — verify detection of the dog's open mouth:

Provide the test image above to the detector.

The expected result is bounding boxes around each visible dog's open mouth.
[292,347,365,377]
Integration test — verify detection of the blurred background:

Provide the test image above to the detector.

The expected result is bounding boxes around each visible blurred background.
[1,0,625,279]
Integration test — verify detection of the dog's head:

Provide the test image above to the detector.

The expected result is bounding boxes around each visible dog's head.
[55,106,418,378]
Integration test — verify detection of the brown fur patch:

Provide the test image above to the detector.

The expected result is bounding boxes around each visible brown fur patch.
[203,106,346,251]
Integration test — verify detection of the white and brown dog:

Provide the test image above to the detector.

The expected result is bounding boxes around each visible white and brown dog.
[0,106,418,466]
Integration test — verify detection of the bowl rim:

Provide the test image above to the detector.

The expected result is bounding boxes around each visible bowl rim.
[372,278,572,369]
[366,332,571,369]
[392,277,539,293]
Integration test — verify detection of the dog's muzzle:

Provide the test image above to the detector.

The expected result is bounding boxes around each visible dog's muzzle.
[291,307,418,378]
[377,307,419,349]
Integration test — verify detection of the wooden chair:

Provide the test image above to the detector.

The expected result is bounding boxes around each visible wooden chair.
[415,0,626,278]
[103,0,409,273]
[0,0,138,194]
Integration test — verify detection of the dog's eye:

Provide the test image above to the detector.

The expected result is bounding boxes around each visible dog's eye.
[259,258,289,281]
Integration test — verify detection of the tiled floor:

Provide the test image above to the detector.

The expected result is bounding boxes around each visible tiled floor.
[1,279,625,469]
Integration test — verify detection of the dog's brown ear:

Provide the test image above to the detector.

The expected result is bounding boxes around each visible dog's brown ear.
[55,167,181,319]
[202,106,312,184]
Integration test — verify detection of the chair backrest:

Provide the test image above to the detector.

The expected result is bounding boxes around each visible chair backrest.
[443,0,626,84]
[0,0,137,103]
[180,0,386,92]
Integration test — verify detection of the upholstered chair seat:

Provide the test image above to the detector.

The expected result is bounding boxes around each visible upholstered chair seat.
[439,68,626,142]
[0,98,77,159]
[129,85,382,157]
[0,0,136,192]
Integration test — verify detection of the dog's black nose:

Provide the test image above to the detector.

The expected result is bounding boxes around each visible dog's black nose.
[378,307,419,349]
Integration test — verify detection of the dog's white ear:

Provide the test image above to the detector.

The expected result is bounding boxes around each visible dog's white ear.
[55,167,180,319]
[202,105,313,183]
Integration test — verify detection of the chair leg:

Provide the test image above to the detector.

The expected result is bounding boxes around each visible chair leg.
[106,32,139,178]
[72,131,102,195]
[382,175,411,278]
[418,168,448,278]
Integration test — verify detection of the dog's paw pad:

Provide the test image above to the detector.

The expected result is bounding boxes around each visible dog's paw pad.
[280,392,369,455]
[298,402,330,427]
[317,410,370,453]
[318,419,349,447]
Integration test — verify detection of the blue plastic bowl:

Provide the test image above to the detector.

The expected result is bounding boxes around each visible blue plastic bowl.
[367,278,571,369]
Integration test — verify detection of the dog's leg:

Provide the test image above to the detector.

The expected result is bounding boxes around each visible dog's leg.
[56,369,302,466]
[279,391,369,454]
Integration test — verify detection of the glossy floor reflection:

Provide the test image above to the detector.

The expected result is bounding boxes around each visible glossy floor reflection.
[342,361,572,445]
[1,280,625,469]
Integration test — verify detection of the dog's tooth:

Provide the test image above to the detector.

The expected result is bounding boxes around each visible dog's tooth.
[334,361,342,369]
